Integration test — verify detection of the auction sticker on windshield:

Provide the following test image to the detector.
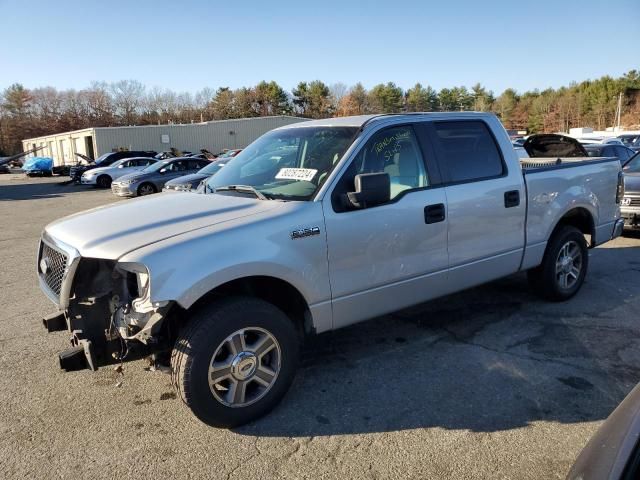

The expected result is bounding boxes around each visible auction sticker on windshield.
[275,168,318,182]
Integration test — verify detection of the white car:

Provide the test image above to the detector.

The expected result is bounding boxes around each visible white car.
[80,157,157,188]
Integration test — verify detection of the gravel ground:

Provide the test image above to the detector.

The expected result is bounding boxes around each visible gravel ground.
[1,174,639,479]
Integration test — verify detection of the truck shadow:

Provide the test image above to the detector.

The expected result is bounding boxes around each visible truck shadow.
[0,178,81,201]
[238,244,640,437]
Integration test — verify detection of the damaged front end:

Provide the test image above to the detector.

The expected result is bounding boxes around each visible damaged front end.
[38,234,176,371]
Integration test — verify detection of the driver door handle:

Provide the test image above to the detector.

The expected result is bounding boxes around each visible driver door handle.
[424,203,446,224]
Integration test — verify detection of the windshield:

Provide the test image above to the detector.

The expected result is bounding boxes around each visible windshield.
[624,152,640,173]
[199,160,228,175]
[142,160,170,173]
[204,126,358,200]
[110,159,127,168]
[94,153,111,165]
[619,136,640,146]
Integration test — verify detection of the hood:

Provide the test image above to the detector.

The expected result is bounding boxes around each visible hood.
[523,134,588,158]
[45,193,281,259]
[83,165,112,175]
[165,173,210,187]
[624,172,640,194]
[115,171,148,183]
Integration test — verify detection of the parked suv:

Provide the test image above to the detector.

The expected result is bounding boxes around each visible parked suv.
[69,150,157,183]
[37,113,623,428]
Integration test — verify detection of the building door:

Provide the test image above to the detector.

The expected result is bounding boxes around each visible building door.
[85,136,95,160]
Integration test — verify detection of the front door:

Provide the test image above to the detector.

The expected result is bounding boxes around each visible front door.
[322,124,449,329]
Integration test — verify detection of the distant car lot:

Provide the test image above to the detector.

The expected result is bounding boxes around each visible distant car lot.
[2,174,640,479]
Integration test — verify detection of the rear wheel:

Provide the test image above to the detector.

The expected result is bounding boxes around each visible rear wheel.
[171,297,300,428]
[528,225,588,301]
[96,175,111,188]
[137,182,156,196]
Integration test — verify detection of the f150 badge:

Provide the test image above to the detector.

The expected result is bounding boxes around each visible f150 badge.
[290,227,320,239]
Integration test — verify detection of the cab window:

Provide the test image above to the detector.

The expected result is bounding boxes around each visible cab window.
[432,121,504,183]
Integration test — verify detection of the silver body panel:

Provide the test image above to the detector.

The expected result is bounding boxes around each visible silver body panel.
[80,161,150,185]
[38,113,622,336]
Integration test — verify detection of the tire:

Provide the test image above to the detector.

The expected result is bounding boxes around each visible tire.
[137,182,156,196]
[171,297,300,428]
[96,175,112,188]
[528,225,588,301]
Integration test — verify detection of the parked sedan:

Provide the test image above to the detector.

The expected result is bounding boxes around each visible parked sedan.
[111,157,211,197]
[162,159,230,192]
[81,157,157,188]
[585,144,636,164]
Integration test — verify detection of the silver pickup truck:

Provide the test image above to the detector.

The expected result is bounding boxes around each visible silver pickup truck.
[37,113,624,427]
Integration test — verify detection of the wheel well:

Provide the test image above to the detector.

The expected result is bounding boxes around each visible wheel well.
[188,276,313,336]
[138,182,156,192]
[554,208,595,246]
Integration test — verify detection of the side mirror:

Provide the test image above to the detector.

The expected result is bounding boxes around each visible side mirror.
[159,168,167,174]
[344,172,390,209]
[117,164,124,169]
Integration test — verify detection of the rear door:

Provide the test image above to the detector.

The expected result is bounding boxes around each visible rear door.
[426,119,526,290]
[323,123,450,329]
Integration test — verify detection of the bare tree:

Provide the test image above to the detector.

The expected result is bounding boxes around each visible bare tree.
[110,80,145,125]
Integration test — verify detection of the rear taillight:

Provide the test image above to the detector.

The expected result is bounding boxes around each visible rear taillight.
[616,172,625,204]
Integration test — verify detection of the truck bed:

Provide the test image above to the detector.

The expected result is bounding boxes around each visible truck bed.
[520,155,621,271]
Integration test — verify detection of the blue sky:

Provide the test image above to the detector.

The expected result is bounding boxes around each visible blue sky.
[1,0,638,95]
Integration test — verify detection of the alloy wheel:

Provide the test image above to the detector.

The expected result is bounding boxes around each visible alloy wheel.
[555,240,583,289]
[208,327,281,408]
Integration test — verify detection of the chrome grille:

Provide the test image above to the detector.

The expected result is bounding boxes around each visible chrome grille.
[39,241,68,296]
[629,197,640,207]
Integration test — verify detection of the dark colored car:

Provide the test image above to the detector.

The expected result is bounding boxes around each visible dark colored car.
[163,159,231,192]
[111,157,211,197]
[69,150,157,183]
[585,144,636,164]
[567,382,640,480]
[618,134,640,151]
[620,152,640,229]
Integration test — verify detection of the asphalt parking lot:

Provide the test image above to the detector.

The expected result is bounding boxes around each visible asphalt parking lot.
[1,174,640,479]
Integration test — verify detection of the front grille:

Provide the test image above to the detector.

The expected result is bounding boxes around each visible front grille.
[40,241,68,296]
[629,197,640,207]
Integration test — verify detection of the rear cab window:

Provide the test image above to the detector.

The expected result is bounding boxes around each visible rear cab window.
[431,121,505,183]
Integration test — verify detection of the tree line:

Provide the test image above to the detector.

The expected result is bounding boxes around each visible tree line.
[1,71,639,155]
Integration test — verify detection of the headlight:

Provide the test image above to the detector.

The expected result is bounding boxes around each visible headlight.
[174,184,192,191]
[120,178,138,185]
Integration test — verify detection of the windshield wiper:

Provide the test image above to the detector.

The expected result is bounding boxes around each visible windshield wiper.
[212,184,270,200]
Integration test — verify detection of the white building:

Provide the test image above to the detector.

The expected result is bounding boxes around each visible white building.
[22,116,307,166]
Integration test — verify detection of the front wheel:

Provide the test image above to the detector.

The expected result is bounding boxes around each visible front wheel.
[137,182,156,196]
[96,175,111,188]
[171,297,300,428]
[528,225,588,301]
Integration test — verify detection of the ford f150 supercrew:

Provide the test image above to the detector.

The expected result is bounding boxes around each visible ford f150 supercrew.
[37,112,625,427]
